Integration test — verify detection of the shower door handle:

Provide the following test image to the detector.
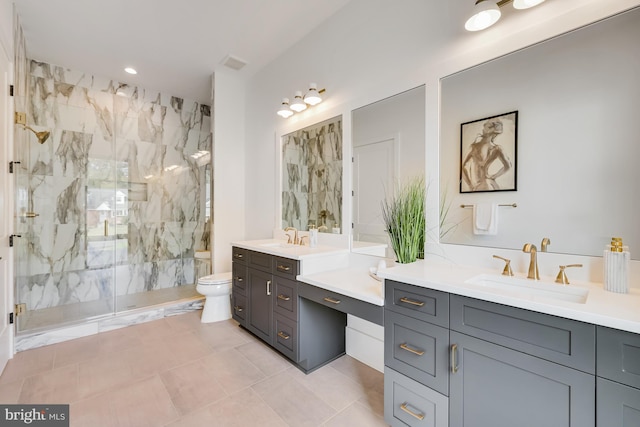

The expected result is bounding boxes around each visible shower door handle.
[104,220,109,237]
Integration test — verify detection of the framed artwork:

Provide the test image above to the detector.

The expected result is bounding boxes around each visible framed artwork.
[460,111,517,193]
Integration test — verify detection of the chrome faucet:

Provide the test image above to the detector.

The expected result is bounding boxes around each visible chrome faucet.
[522,243,540,280]
[284,227,299,245]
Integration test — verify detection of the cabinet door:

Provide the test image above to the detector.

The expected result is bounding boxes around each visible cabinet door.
[597,378,640,427]
[450,331,594,427]
[247,268,273,343]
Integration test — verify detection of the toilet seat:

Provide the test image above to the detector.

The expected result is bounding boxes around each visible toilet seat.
[198,272,232,286]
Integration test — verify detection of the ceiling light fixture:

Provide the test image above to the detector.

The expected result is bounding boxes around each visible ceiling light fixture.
[124,67,137,75]
[465,0,546,32]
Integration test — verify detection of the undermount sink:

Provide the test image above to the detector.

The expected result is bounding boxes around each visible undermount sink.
[465,274,589,304]
[259,242,297,249]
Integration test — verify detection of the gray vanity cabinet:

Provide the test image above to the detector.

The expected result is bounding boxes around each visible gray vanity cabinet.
[231,247,345,373]
[596,326,640,426]
[247,267,274,343]
[384,280,597,427]
[244,250,299,345]
[384,280,450,427]
[231,247,248,326]
[449,330,594,427]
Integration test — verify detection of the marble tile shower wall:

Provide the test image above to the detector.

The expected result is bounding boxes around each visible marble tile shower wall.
[281,116,342,232]
[15,59,212,312]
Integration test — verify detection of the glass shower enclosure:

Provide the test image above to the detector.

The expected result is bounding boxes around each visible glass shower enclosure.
[13,59,212,333]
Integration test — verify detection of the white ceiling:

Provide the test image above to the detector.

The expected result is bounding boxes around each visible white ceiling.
[13,0,353,105]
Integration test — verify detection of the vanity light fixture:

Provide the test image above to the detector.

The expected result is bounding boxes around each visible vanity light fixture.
[465,0,546,32]
[289,91,307,112]
[513,0,546,9]
[276,84,327,118]
[303,83,322,106]
[277,98,295,118]
[465,0,501,31]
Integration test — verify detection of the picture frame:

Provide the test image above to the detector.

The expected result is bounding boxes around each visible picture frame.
[460,111,518,193]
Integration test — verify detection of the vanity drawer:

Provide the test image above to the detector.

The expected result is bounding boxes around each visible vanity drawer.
[272,256,299,280]
[273,276,298,321]
[450,295,595,373]
[273,313,298,361]
[384,367,449,427]
[232,292,247,325]
[249,250,272,272]
[298,282,383,326]
[232,246,248,264]
[385,310,450,395]
[597,326,640,389]
[232,262,247,295]
[385,280,449,328]
[596,377,640,426]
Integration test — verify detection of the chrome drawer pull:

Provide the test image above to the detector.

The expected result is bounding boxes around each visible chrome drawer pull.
[400,403,425,421]
[323,297,341,304]
[277,294,291,301]
[451,344,458,374]
[277,265,291,271]
[234,306,243,312]
[399,297,425,307]
[234,253,244,259]
[266,280,272,296]
[235,277,243,282]
[400,343,425,356]
[277,331,290,340]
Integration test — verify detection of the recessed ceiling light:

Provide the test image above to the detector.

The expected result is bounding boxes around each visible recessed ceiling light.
[124,67,137,75]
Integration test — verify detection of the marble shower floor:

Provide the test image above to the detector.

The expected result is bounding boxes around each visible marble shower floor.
[18,285,200,332]
[0,311,387,427]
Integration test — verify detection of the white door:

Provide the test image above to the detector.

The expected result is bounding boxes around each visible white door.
[0,40,14,374]
[352,138,396,247]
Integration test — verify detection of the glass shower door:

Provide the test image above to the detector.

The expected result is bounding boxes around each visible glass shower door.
[14,130,117,333]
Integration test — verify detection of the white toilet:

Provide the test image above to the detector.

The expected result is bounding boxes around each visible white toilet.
[196,272,232,323]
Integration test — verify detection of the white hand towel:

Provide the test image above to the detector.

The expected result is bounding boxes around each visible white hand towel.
[473,203,498,235]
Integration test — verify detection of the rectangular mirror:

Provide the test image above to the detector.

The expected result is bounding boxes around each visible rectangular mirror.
[281,115,343,233]
[352,85,426,257]
[439,8,640,259]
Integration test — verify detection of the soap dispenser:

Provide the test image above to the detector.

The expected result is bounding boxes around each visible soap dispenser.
[603,237,630,293]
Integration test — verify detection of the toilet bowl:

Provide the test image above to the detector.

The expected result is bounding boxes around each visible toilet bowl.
[196,272,232,323]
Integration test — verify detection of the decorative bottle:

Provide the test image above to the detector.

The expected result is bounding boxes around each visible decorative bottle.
[309,225,318,248]
[603,237,630,293]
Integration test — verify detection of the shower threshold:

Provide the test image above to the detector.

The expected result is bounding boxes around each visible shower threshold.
[14,285,204,352]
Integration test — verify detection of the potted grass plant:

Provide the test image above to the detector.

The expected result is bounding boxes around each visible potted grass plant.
[381,176,426,264]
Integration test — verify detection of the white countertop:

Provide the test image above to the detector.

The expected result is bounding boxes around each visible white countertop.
[232,239,349,260]
[297,268,385,306]
[377,260,640,334]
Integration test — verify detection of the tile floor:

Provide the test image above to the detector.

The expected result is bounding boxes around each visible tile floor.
[0,311,388,427]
